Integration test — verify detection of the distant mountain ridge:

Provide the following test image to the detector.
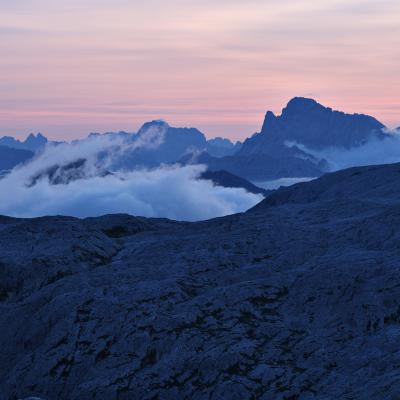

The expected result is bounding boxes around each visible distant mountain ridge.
[0,133,48,152]
[112,120,239,169]
[0,123,239,176]
[0,133,51,172]
[185,97,388,181]
[1,98,395,182]
[199,170,269,196]
[207,137,242,157]
[239,97,385,155]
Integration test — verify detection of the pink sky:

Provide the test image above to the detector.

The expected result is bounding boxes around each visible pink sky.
[0,0,399,141]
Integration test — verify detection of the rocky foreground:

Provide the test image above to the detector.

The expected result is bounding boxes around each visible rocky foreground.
[2,163,400,399]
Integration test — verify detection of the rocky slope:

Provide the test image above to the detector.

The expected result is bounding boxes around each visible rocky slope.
[199,170,270,196]
[2,162,400,399]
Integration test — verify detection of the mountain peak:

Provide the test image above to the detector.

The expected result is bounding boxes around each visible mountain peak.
[24,132,47,142]
[282,97,327,116]
[207,137,234,149]
[0,132,48,152]
[287,96,318,106]
[23,132,48,150]
[260,111,278,132]
[239,97,387,161]
[261,98,326,133]
[138,120,169,134]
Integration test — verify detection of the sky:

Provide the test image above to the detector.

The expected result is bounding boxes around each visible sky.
[0,0,399,141]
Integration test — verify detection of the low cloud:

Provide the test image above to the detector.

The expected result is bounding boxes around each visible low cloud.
[286,130,400,171]
[0,127,262,221]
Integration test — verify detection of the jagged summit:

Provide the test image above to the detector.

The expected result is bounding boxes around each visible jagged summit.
[282,96,324,114]
[0,133,48,152]
[259,97,328,133]
[241,97,386,154]
[24,133,48,151]
[1,101,396,182]
[25,132,47,141]
[137,119,170,134]
[0,132,48,152]
[260,110,278,132]
[187,98,390,181]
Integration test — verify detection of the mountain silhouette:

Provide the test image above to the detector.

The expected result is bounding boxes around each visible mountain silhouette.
[0,133,48,152]
[0,145,33,174]
[187,97,387,181]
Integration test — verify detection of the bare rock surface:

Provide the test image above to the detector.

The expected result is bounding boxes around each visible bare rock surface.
[2,163,400,399]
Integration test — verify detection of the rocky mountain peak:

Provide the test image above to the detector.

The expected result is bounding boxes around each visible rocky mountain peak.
[282,97,325,116]
[137,120,169,134]
[24,133,48,151]
[260,111,278,133]
[241,97,386,155]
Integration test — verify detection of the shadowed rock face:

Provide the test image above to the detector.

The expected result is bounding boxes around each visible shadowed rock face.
[0,133,48,152]
[2,163,400,399]
[26,159,113,187]
[199,170,270,196]
[240,97,386,155]
[189,98,387,180]
[115,120,236,169]
[0,146,34,174]
[206,137,242,157]
[188,149,326,180]
[0,123,238,178]
[1,100,389,182]
[250,97,385,154]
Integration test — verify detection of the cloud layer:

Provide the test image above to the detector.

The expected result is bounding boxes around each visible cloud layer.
[0,130,262,221]
[288,130,400,171]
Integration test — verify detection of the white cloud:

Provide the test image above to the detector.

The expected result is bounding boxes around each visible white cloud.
[0,128,262,221]
[286,130,400,171]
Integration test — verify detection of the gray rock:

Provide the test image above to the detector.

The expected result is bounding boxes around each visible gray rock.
[2,162,400,399]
